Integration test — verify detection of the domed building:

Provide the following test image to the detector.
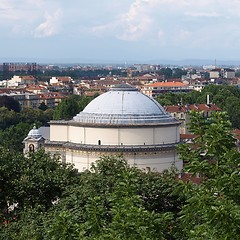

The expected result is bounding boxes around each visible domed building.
[23,125,45,155]
[43,84,182,172]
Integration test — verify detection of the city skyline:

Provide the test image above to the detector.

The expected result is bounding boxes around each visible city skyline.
[1,0,240,63]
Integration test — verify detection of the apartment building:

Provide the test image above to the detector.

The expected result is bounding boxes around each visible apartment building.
[142,81,193,98]
[210,68,235,79]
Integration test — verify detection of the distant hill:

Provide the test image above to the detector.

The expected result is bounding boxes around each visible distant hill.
[1,57,240,67]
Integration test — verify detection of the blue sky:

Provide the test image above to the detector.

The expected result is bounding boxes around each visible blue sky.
[1,0,240,63]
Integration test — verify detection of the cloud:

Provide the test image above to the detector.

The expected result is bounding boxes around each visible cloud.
[90,0,152,41]
[185,12,221,18]
[0,0,62,37]
[117,0,152,41]
[3,0,240,60]
[34,9,62,38]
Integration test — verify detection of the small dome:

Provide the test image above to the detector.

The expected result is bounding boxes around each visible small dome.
[73,85,178,125]
[27,125,42,139]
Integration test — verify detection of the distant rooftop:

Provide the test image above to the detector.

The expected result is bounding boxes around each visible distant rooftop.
[110,83,138,91]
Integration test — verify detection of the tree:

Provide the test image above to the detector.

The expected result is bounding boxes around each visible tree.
[53,95,81,120]
[19,107,53,126]
[0,122,32,152]
[0,107,18,129]
[38,102,48,111]
[1,155,183,239]
[176,111,240,239]
[44,156,180,239]
[0,149,78,230]
[78,95,95,112]
[14,150,78,210]
[156,92,180,106]
[53,95,95,120]
[0,96,20,112]
[172,68,187,78]
[158,67,173,79]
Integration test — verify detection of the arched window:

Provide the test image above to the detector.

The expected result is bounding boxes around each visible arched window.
[29,144,35,152]
[98,140,101,145]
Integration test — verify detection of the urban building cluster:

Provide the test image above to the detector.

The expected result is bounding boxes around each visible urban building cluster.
[0,62,239,111]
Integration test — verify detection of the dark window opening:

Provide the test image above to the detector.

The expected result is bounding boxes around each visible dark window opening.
[29,144,35,152]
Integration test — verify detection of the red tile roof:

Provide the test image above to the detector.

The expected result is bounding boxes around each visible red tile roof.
[146,82,188,87]
[188,104,221,111]
[165,106,188,113]
[177,173,202,185]
[26,85,46,91]
[165,104,221,113]
[57,77,72,82]
[180,133,197,140]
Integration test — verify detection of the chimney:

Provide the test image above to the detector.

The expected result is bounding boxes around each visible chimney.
[207,94,210,105]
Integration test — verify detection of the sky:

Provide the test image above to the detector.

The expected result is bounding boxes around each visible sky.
[1,0,240,63]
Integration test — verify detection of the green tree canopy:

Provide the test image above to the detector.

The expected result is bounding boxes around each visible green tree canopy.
[1,111,240,239]
[0,149,78,230]
[0,96,20,112]
[53,95,96,120]
[0,155,182,239]
[176,111,240,239]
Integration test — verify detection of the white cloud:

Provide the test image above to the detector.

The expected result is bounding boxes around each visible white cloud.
[90,0,152,41]
[117,0,152,41]
[0,0,62,37]
[34,9,62,38]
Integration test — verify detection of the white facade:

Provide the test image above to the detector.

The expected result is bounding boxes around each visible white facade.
[45,84,182,172]
[7,76,23,87]
[50,124,179,146]
[49,77,59,85]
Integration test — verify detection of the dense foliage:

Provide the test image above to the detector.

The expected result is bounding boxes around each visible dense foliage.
[1,110,240,239]
[0,154,183,239]
[176,111,240,239]
[0,96,21,112]
[155,67,188,79]
[53,94,97,120]
[0,106,54,152]
[0,150,78,225]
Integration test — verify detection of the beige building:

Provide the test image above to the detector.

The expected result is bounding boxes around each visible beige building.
[24,84,182,172]
[142,81,193,98]
[7,75,37,88]
[209,68,235,79]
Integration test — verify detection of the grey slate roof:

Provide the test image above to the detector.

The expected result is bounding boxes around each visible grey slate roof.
[73,85,178,125]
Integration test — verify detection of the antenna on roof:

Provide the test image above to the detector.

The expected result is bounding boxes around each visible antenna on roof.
[180,97,183,107]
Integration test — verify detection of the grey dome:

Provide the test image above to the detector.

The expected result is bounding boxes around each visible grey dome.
[27,125,42,139]
[73,85,178,125]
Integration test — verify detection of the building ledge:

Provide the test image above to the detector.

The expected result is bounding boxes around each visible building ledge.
[44,141,179,152]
